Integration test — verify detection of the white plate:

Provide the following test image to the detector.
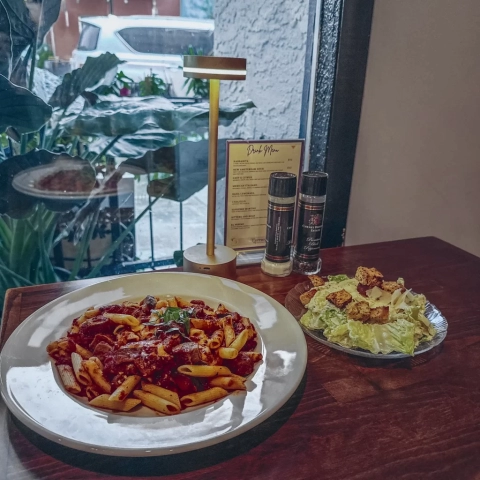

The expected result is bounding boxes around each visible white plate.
[12,161,122,201]
[0,272,307,456]
[285,281,448,359]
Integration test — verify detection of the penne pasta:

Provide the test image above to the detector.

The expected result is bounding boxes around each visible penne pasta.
[155,299,168,309]
[47,294,262,416]
[208,329,224,350]
[165,295,178,308]
[218,347,238,359]
[76,308,100,326]
[230,329,249,352]
[175,297,192,308]
[83,359,111,393]
[71,352,92,385]
[57,364,82,394]
[113,325,125,335]
[86,385,102,401]
[109,375,141,402]
[177,365,232,377]
[92,356,103,369]
[157,344,171,357]
[69,325,79,334]
[180,387,228,407]
[191,318,218,331]
[210,376,247,390]
[190,328,209,346]
[141,383,181,409]
[222,316,235,347]
[89,394,141,412]
[133,390,181,415]
[85,308,100,318]
[216,303,230,315]
[103,313,140,327]
[75,344,93,359]
[241,317,255,339]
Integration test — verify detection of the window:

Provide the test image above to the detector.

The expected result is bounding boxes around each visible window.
[1,0,375,311]
[77,23,100,51]
[117,28,214,55]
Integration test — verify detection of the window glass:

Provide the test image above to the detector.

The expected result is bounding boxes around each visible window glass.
[77,23,100,51]
[118,28,214,55]
[0,0,311,312]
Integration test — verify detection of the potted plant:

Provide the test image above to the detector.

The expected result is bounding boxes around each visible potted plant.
[0,0,254,311]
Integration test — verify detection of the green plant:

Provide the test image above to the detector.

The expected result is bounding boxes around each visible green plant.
[139,72,168,96]
[98,71,135,97]
[183,46,210,98]
[0,0,255,313]
[199,0,214,19]
[36,44,53,69]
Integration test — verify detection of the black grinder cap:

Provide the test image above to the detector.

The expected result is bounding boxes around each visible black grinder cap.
[300,171,328,196]
[268,172,297,198]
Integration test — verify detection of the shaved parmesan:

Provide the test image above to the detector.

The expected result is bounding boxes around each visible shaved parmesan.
[366,286,383,300]
[367,286,392,304]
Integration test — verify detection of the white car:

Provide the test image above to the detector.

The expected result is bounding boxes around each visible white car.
[70,15,214,97]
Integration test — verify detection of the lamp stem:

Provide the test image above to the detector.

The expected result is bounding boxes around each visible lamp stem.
[207,78,220,256]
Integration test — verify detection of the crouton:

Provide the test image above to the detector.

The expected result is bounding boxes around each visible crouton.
[346,301,371,322]
[355,266,384,287]
[326,289,352,309]
[300,288,317,306]
[368,306,390,324]
[381,281,403,294]
[308,274,325,288]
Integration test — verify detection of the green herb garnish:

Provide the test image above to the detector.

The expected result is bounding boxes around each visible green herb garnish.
[146,307,191,335]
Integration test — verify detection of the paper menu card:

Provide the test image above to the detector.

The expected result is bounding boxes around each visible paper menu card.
[224,139,304,251]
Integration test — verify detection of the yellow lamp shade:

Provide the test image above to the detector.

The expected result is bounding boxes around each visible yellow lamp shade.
[183,56,247,81]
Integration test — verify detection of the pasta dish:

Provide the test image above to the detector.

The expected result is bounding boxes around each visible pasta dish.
[299,267,437,355]
[47,295,262,414]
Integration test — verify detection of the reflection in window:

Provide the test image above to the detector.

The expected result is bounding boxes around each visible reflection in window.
[118,28,214,55]
[77,23,100,51]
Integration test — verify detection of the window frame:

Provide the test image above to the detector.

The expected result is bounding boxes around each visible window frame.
[300,0,375,248]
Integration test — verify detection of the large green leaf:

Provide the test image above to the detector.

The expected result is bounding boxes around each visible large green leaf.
[120,139,229,202]
[62,96,255,136]
[0,1,12,78]
[49,53,124,110]
[33,67,61,103]
[175,101,256,132]
[88,127,178,159]
[1,0,61,84]
[0,74,52,134]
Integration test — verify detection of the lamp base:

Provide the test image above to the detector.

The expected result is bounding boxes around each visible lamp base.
[183,244,237,280]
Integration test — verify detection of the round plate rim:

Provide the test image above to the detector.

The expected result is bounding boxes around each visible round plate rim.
[12,164,119,201]
[285,280,448,359]
[0,272,308,456]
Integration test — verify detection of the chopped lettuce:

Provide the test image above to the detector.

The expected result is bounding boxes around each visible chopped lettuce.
[347,318,415,355]
[299,272,436,356]
[328,274,350,283]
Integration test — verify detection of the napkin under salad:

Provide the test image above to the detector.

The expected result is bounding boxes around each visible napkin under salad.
[299,267,437,355]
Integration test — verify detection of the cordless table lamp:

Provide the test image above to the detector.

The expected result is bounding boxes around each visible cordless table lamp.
[182,56,247,279]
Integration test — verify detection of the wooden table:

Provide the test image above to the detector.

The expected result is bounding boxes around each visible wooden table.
[1,237,480,480]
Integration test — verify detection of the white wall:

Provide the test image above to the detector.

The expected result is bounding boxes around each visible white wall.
[346,0,480,257]
[214,0,309,140]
